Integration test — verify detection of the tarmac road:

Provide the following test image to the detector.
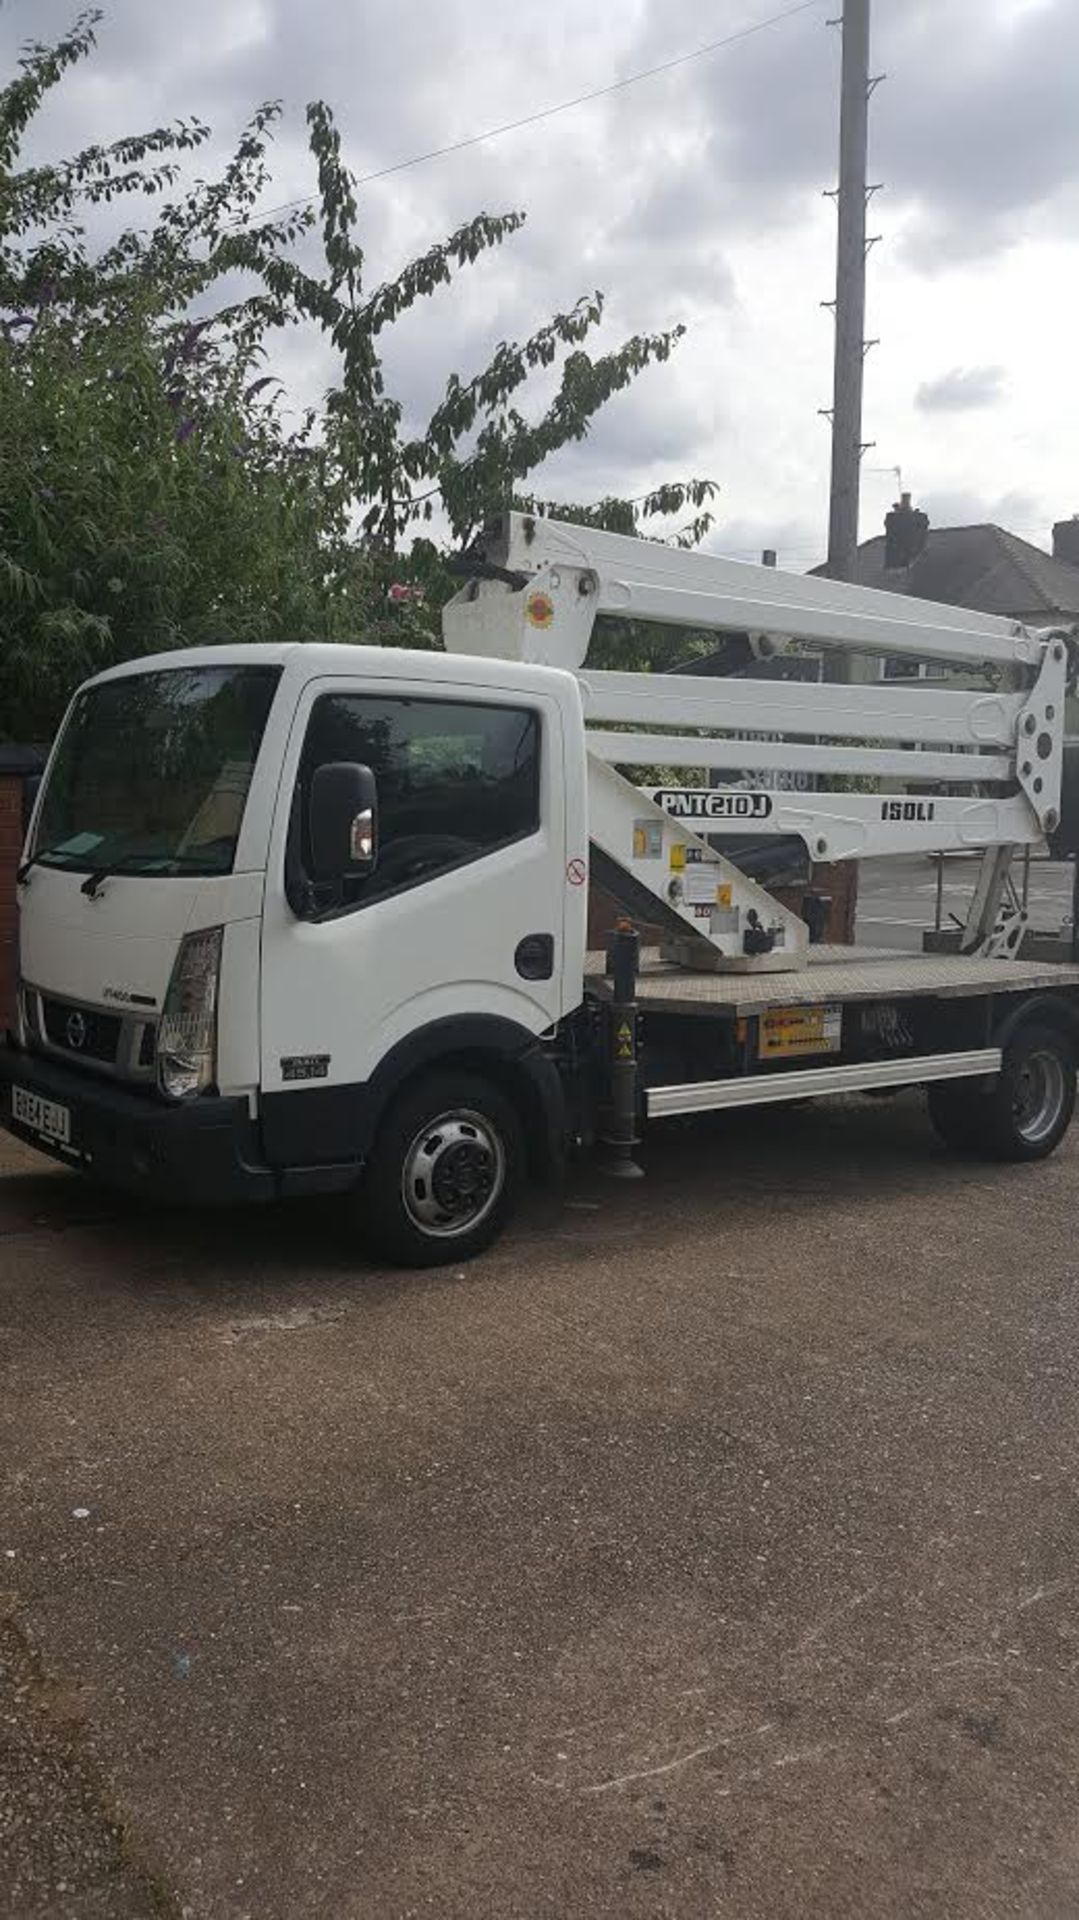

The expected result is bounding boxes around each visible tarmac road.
[857,852,1076,952]
[3,1095,1079,1920]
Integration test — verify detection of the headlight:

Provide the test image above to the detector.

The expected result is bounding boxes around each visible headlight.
[157,926,223,1099]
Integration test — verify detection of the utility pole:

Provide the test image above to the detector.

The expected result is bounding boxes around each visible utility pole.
[825,0,872,584]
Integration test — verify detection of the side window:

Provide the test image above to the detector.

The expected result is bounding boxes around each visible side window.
[297,693,541,908]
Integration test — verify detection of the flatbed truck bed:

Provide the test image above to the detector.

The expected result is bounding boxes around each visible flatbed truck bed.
[585,944,1079,1014]
[584,942,1079,1130]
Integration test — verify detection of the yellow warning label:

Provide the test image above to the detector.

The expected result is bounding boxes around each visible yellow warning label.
[760,1003,842,1060]
[717,884,732,909]
[670,844,686,872]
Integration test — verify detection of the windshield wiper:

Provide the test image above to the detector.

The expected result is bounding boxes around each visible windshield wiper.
[81,852,173,897]
[80,848,233,897]
[16,845,81,884]
[17,845,155,892]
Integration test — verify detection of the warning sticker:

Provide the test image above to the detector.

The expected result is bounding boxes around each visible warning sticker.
[633,819,663,860]
[669,844,686,872]
[525,591,555,629]
[759,1002,842,1060]
[685,865,723,906]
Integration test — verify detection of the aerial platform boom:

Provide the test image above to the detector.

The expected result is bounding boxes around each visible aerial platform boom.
[444,513,1073,971]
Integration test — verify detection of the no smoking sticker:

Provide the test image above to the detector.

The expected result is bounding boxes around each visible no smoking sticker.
[566,858,587,887]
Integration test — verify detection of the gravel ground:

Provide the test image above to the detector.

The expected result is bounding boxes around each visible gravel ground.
[3,1097,1079,1919]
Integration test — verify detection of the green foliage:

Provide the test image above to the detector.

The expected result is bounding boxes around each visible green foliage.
[1,11,718,740]
[0,20,356,735]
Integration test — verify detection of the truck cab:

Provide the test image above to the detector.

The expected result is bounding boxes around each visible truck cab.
[3,643,588,1260]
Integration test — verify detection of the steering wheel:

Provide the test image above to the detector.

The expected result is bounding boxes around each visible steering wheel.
[371,832,475,889]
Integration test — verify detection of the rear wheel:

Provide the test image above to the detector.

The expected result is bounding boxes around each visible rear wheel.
[928,1022,1076,1162]
[926,1079,987,1153]
[359,1070,524,1267]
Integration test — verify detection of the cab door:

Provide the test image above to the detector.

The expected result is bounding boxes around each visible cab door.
[258,676,568,1160]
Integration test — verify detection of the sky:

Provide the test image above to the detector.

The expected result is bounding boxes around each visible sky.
[3,0,1078,569]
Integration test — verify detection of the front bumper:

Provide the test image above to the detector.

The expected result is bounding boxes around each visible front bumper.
[0,1043,274,1205]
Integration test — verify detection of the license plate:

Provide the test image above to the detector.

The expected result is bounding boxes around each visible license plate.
[12,1085,71,1145]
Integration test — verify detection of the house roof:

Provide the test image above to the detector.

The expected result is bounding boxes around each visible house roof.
[818,524,1079,621]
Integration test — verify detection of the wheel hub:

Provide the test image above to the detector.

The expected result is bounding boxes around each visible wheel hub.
[401,1110,505,1239]
[432,1140,494,1209]
[1012,1049,1066,1144]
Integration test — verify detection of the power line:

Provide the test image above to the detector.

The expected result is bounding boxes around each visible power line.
[237,0,827,229]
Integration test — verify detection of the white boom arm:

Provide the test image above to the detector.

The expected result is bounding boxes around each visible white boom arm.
[443,513,1073,973]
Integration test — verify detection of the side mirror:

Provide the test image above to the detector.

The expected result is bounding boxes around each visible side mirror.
[308,762,378,883]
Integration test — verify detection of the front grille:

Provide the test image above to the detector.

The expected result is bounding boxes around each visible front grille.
[40,997,123,1065]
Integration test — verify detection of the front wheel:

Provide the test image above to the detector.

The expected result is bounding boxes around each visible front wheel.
[929,1022,1076,1163]
[359,1071,524,1267]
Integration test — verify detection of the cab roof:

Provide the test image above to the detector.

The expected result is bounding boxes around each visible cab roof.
[85,640,578,704]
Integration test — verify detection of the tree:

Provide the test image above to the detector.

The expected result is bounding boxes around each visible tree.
[0,10,718,740]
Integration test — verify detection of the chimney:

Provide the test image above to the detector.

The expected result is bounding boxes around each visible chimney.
[884,492,930,571]
[1052,516,1079,569]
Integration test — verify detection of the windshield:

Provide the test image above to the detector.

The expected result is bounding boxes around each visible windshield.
[33,664,281,877]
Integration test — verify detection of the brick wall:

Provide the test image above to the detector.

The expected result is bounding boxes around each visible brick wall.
[771,860,858,946]
[0,750,45,1035]
[0,776,23,1032]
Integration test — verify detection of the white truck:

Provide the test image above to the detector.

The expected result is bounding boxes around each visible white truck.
[3,512,1079,1264]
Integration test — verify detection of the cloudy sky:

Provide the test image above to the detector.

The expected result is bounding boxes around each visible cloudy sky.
[4,0,1078,567]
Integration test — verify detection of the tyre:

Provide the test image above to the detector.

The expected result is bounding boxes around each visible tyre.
[927,1079,987,1153]
[359,1070,524,1267]
[929,1022,1076,1163]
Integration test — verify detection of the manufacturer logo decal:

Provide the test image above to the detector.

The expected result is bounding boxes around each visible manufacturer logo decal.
[65,1010,87,1050]
[281,1054,331,1082]
[653,789,774,822]
[880,799,936,822]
